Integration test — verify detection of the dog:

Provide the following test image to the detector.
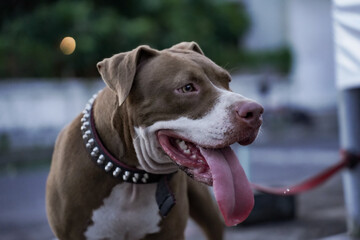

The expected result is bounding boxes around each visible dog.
[46,42,263,240]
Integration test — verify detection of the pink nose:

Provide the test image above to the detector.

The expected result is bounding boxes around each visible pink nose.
[235,101,264,125]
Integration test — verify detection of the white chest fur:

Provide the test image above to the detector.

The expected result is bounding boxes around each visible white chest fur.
[84,183,161,240]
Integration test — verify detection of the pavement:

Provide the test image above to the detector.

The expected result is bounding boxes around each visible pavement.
[1,140,358,240]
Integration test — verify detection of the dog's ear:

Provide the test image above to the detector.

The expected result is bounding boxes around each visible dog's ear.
[97,45,158,106]
[170,41,204,55]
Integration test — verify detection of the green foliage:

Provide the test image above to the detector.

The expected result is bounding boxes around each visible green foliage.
[0,133,10,153]
[0,0,291,78]
[236,47,293,74]
[0,1,121,77]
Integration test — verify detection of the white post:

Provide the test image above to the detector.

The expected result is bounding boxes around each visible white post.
[333,0,360,237]
[338,89,360,237]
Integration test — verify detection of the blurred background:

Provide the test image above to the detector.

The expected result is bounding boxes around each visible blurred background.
[0,0,346,239]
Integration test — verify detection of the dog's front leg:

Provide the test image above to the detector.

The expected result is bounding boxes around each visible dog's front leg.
[187,177,224,240]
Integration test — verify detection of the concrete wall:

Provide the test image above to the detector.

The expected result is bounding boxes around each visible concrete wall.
[243,0,287,50]
[243,0,337,111]
[288,0,336,110]
[0,79,104,148]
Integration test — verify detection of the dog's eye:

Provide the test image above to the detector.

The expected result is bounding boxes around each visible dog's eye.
[181,84,195,93]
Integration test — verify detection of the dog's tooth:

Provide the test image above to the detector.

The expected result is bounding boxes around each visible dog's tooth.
[85,130,91,135]
[178,141,188,150]
[132,177,138,183]
[143,173,149,179]
[197,159,204,163]
[134,173,140,179]
[183,149,190,155]
[190,155,197,159]
[141,178,147,183]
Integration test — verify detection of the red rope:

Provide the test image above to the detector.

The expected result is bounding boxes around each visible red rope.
[251,149,360,196]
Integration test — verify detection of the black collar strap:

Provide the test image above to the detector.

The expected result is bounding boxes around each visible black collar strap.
[80,92,176,217]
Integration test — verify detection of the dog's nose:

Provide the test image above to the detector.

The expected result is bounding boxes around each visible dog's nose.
[235,101,264,125]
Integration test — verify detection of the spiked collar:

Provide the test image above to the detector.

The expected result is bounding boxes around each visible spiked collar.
[80,92,166,184]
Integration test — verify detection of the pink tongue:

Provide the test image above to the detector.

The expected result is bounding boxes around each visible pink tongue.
[199,146,254,226]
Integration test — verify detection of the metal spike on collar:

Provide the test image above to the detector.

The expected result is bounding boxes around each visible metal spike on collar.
[123,174,129,181]
[88,138,94,146]
[85,104,91,111]
[91,147,99,157]
[105,162,113,172]
[113,167,121,177]
[97,154,105,165]
[141,173,149,183]
[132,173,140,183]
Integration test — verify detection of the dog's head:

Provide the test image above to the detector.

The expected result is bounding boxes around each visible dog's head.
[97,42,263,226]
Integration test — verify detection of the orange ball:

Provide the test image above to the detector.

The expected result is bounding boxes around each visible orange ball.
[60,37,76,55]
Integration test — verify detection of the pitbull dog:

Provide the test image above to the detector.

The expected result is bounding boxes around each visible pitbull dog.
[46,42,263,240]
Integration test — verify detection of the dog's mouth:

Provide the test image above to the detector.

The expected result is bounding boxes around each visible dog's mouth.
[157,132,213,185]
[157,130,254,226]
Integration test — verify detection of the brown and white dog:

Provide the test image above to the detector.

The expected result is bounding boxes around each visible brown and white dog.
[46,42,263,240]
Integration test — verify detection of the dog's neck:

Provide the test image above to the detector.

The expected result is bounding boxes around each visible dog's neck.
[93,88,138,168]
[86,91,177,214]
